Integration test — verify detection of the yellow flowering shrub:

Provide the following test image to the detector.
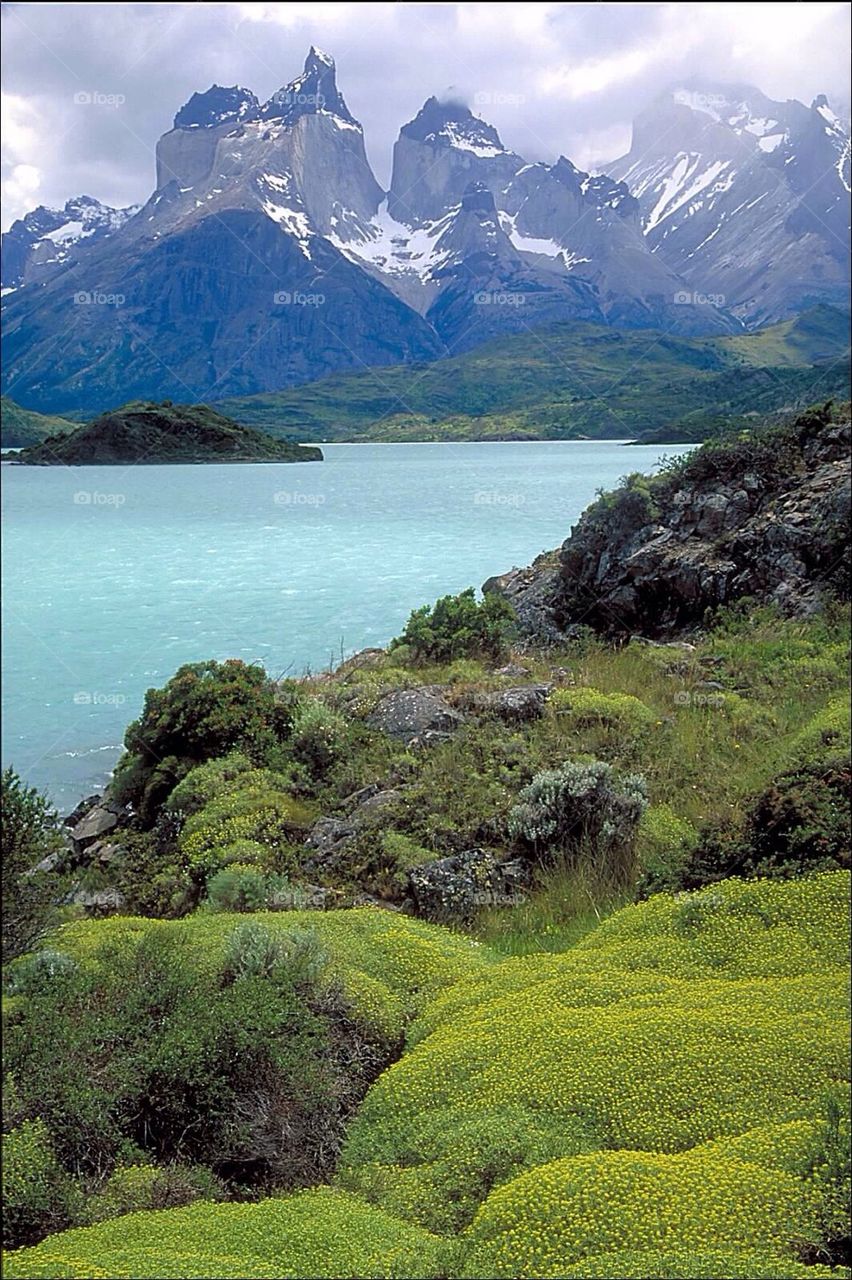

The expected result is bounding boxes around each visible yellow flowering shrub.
[566,1252,847,1278]
[549,686,655,731]
[2,1189,447,1279]
[341,874,850,1234]
[635,803,698,889]
[179,772,315,875]
[457,1148,822,1278]
[50,906,495,1042]
[574,870,850,976]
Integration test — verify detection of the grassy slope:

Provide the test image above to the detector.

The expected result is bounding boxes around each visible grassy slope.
[213,305,851,443]
[0,398,76,449]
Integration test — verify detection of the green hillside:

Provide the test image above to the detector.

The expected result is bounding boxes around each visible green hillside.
[214,305,851,443]
[0,398,76,449]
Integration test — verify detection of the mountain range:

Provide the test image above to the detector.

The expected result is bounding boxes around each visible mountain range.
[2,48,849,415]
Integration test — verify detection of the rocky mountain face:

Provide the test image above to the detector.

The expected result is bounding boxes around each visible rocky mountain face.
[1,195,139,291]
[608,82,852,326]
[486,404,851,640]
[336,98,732,341]
[2,49,442,412]
[2,54,847,413]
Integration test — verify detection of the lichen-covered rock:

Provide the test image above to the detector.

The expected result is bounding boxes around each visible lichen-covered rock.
[408,848,528,919]
[367,689,464,744]
[466,684,551,724]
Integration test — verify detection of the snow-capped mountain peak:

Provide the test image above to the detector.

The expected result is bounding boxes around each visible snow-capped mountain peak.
[400,96,508,158]
[173,85,260,130]
[608,81,851,325]
[1,195,140,290]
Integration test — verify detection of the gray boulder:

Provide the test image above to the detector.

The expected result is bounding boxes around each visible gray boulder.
[468,684,551,724]
[408,848,528,919]
[69,802,125,852]
[367,689,464,744]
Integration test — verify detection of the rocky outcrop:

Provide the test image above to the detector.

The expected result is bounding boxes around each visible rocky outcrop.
[64,794,130,861]
[304,788,403,871]
[483,552,565,646]
[487,410,851,640]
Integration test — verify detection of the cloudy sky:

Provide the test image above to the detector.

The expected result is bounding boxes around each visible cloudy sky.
[2,1,850,229]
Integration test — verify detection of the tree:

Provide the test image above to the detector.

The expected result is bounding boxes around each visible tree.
[1,767,64,962]
[111,660,294,826]
[391,588,516,663]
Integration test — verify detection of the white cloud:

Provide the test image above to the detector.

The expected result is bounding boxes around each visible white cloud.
[0,1,849,230]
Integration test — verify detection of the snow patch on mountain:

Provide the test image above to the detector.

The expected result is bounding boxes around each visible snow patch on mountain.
[645,156,734,233]
[329,200,453,282]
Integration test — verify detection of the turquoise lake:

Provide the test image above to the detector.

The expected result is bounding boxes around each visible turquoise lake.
[1,441,692,811]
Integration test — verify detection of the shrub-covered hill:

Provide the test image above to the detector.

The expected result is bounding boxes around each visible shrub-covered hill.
[3,873,849,1279]
[8,401,323,465]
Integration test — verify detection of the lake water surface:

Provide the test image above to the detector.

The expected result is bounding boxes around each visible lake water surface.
[1,441,692,809]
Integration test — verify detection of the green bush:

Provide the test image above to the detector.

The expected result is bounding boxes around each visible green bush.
[112,661,294,825]
[3,1119,80,1248]
[636,804,699,894]
[2,922,375,1243]
[391,588,515,663]
[290,699,349,779]
[684,759,850,889]
[508,759,648,884]
[1,769,64,962]
[203,865,306,913]
[789,697,851,767]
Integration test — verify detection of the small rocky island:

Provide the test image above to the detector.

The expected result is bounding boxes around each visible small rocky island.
[8,400,323,465]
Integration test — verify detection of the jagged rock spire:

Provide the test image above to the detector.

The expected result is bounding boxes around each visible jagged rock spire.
[260,47,357,125]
